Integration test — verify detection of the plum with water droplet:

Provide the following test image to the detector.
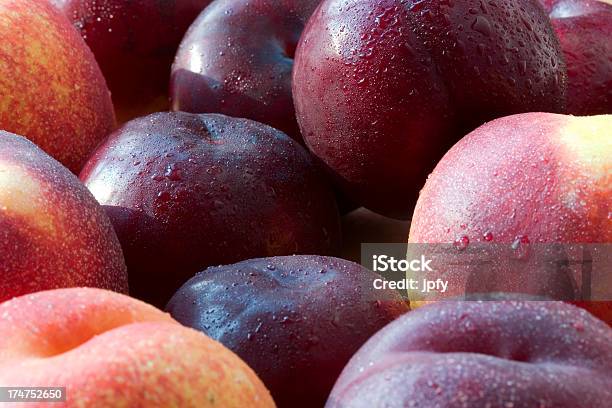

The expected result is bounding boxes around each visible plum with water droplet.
[293,0,567,218]
[166,255,408,408]
[80,112,341,307]
[171,0,321,141]
[326,299,612,407]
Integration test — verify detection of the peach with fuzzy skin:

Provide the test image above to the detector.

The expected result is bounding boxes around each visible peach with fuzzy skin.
[0,132,127,302]
[0,0,115,172]
[0,288,275,407]
[408,113,611,321]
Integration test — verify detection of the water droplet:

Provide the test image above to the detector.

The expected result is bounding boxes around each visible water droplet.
[471,16,491,36]
[157,191,171,202]
[164,164,182,181]
[454,236,470,251]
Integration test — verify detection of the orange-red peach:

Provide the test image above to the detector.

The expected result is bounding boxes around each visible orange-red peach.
[0,132,127,301]
[0,288,275,407]
[0,0,115,172]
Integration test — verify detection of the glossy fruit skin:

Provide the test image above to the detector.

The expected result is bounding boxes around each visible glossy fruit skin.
[166,255,408,408]
[52,0,212,122]
[81,112,341,307]
[0,132,127,302]
[171,0,321,140]
[0,0,115,173]
[327,300,612,408]
[293,0,567,218]
[540,0,612,115]
[0,288,275,408]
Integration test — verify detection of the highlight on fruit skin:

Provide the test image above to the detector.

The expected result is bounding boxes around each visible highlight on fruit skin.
[0,131,128,302]
[0,287,276,408]
[0,0,115,172]
[170,0,321,141]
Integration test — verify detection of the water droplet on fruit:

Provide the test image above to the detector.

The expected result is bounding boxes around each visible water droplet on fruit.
[157,191,171,202]
[511,235,530,259]
[164,164,182,181]
[471,16,491,36]
[483,231,494,241]
[454,236,470,251]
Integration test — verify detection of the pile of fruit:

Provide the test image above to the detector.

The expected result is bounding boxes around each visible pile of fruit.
[0,0,609,406]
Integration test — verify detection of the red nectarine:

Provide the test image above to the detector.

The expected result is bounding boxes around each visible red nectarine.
[0,132,127,301]
[0,0,115,172]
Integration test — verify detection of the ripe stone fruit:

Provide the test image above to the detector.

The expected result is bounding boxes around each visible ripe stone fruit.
[540,0,612,115]
[0,0,115,172]
[80,112,341,307]
[0,132,127,302]
[52,0,212,122]
[167,255,408,408]
[293,0,567,218]
[408,113,611,323]
[326,300,612,407]
[0,288,275,407]
[171,0,321,140]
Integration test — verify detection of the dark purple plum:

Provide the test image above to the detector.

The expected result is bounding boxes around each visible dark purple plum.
[80,112,341,306]
[171,0,321,141]
[166,255,409,408]
[293,0,567,218]
[327,300,612,407]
